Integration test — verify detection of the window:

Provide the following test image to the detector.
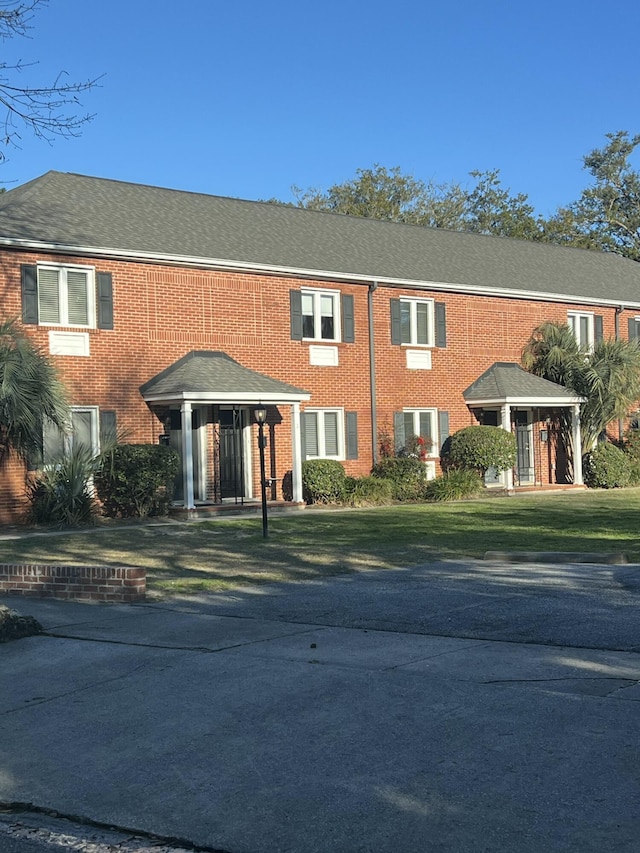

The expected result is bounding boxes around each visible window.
[567,312,594,350]
[38,265,95,327]
[43,407,100,464]
[303,409,344,459]
[400,299,433,346]
[629,318,640,342]
[390,298,437,347]
[394,409,438,457]
[301,289,340,342]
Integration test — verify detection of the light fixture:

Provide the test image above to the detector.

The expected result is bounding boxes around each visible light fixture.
[254,404,268,538]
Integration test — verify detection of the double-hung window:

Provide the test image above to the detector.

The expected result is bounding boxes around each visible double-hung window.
[303,409,344,459]
[395,408,438,457]
[38,265,95,327]
[43,407,100,465]
[301,289,340,342]
[399,299,433,346]
[567,311,598,350]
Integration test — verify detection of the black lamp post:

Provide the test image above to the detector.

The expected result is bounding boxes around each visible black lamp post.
[254,405,269,539]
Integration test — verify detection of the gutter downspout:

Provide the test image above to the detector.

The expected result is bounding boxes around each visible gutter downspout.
[369,281,378,466]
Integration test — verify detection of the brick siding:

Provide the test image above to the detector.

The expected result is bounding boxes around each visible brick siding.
[0,565,146,602]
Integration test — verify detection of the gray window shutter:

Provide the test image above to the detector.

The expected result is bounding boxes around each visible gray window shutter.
[390,299,401,345]
[97,272,114,330]
[21,264,38,325]
[300,412,308,458]
[435,302,447,348]
[346,411,358,459]
[342,294,355,343]
[393,411,405,453]
[594,315,603,344]
[438,411,450,453]
[100,410,117,448]
[290,290,303,341]
[629,318,639,341]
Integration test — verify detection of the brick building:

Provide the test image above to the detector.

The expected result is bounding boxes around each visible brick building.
[1,170,640,522]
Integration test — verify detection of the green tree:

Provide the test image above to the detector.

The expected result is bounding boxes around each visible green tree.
[462,169,545,239]
[288,164,546,236]
[546,131,640,260]
[522,320,640,457]
[0,318,68,464]
[0,1,99,164]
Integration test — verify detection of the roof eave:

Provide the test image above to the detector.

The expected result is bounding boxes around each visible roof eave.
[464,395,585,407]
[3,236,640,310]
[141,390,311,405]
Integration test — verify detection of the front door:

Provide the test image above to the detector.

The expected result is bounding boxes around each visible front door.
[515,411,534,484]
[219,408,246,499]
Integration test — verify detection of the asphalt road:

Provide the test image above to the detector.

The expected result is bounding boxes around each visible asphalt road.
[1,557,639,853]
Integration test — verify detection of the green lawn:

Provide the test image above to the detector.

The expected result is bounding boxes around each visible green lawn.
[1,489,639,596]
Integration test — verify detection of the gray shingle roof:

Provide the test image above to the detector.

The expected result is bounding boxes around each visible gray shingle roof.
[463,363,583,404]
[140,351,309,403]
[1,170,640,307]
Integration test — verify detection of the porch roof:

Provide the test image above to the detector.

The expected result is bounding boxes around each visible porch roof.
[140,351,311,405]
[463,362,584,407]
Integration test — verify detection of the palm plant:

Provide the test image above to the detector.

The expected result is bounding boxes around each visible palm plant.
[0,318,68,464]
[522,321,640,472]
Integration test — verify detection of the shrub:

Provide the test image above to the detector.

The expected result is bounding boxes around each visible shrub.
[583,441,630,489]
[623,428,640,462]
[424,469,485,502]
[26,446,99,527]
[343,475,394,507]
[371,456,428,502]
[447,426,516,475]
[627,460,640,487]
[301,459,346,504]
[95,443,180,517]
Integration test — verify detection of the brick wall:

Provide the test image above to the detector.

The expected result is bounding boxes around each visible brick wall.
[0,565,146,602]
[0,248,632,520]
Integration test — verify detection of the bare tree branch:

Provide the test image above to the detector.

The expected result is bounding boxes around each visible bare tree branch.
[0,0,100,162]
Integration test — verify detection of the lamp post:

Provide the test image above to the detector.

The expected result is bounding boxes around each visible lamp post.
[254,405,269,539]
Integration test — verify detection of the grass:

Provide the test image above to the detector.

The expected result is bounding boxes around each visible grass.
[1,489,639,596]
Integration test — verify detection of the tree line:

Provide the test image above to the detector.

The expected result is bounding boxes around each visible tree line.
[268,132,640,262]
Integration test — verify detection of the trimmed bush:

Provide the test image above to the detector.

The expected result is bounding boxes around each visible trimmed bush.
[583,442,630,489]
[301,459,346,504]
[424,469,485,502]
[26,446,99,527]
[447,426,516,475]
[95,443,180,517]
[343,475,394,507]
[623,428,640,462]
[371,456,428,502]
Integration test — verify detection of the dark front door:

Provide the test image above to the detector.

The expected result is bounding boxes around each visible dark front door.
[219,408,245,499]
[515,411,534,484]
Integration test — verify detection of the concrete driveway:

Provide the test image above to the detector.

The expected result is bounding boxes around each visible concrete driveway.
[1,557,639,853]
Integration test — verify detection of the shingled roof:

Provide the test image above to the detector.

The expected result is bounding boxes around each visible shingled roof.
[463,363,584,406]
[139,351,310,404]
[1,170,640,308]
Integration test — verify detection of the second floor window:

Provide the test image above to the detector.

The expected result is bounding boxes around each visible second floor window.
[302,289,340,341]
[38,265,94,327]
[567,311,594,350]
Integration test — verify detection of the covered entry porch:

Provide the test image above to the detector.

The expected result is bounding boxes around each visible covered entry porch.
[463,363,585,489]
[140,351,310,510]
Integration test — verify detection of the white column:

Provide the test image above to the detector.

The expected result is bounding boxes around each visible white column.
[181,402,195,509]
[291,402,303,503]
[571,404,583,485]
[500,404,514,491]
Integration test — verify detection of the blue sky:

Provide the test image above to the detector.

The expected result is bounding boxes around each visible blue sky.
[3,0,640,215]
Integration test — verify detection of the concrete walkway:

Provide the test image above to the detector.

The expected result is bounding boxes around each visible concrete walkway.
[1,557,639,852]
